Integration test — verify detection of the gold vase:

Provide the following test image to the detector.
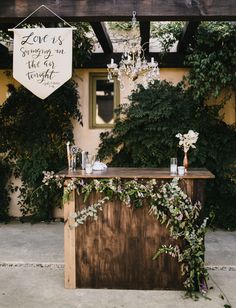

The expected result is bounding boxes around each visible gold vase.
[183,151,188,173]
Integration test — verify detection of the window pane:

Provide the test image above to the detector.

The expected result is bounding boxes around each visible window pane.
[95,79,114,125]
[89,73,119,129]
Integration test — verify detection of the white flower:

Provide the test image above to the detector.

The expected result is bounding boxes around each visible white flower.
[176,130,199,152]
[176,213,183,221]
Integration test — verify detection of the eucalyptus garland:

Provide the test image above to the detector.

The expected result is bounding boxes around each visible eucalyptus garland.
[43,173,209,299]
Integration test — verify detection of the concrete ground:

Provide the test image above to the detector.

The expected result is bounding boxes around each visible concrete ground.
[0,223,235,308]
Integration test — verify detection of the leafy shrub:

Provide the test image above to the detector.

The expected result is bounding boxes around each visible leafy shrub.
[151,22,183,52]
[0,80,82,221]
[186,22,236,99]
[98,80,236,229]
[72,22,94,67]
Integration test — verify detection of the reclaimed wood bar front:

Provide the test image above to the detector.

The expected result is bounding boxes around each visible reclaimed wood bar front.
[61,168,214,290]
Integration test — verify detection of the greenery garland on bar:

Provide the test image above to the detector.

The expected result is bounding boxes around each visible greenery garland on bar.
[43,173,208,299]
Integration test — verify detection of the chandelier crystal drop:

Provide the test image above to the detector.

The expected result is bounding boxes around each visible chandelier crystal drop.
[107,11,160,90]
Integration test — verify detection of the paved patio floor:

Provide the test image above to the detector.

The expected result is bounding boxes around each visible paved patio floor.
[0,222,235,308]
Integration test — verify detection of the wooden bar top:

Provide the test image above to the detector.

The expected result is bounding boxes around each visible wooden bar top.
[58,167,215,179]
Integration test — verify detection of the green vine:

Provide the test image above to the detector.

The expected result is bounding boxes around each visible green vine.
[72,22,94,67]
[108,22,133,32]
[186,22,236,100]
[0,80,82,221]
[151,22,183,53]
[43,174,209,299]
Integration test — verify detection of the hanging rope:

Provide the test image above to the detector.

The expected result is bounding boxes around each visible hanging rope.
[8,4,77,31]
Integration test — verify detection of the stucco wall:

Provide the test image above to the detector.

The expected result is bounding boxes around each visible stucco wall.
[0,68,235,217]
[0,70,19,102]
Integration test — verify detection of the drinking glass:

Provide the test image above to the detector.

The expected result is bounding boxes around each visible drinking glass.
[85,154,96,174]
[170,157,177,175]
[178,166,185,176]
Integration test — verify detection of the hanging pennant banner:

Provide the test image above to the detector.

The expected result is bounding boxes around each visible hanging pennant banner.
[12,27,73,99]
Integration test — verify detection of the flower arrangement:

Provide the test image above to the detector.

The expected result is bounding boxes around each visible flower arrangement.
[176,130,199,172]
[176,130,199,153]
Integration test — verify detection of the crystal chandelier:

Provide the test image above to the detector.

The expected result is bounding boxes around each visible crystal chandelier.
[107,11,160,90]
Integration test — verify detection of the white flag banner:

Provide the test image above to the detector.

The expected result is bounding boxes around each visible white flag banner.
[12,27,73,99]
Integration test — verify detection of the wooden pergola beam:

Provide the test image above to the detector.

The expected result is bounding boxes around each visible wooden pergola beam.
[140,21,150,53]
[177,21,200,53]
[0,0,236,22]
[90,22,113,54]
[82,52,186,68]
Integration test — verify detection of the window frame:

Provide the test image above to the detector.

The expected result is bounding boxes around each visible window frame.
[89,72,120,129]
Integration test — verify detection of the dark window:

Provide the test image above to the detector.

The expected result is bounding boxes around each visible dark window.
[89,73,119,128]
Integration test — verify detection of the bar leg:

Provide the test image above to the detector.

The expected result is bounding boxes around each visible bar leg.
[64,188,76,288]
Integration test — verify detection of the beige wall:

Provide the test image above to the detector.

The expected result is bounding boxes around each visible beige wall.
[0,68,235,217]
[0,71,19,104]
[207,89,236,125]
[224,93,236,125]
[159,68,189,84]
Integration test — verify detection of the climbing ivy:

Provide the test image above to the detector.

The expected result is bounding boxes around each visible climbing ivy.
[151,21,183,52]
[0,80,82,221]
[108,21,133,32]
[185,22,236,100]
[72,22,94,67]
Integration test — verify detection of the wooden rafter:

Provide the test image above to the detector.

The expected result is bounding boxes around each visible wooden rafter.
[90,22,113,54]
[83,52,186,68]
[0,0,235,70]
[140,21,150,53]
[177,21,200,53]
[0,0,236,22]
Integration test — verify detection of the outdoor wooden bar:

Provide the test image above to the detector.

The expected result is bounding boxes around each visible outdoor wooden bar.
[61,168,214,290]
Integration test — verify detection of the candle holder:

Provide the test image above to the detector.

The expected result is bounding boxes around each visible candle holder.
[66,142,72,171]
[170,157,177,175]
[70,145,79,171]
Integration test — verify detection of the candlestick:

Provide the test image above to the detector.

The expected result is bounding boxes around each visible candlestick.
[66,141,71,170]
